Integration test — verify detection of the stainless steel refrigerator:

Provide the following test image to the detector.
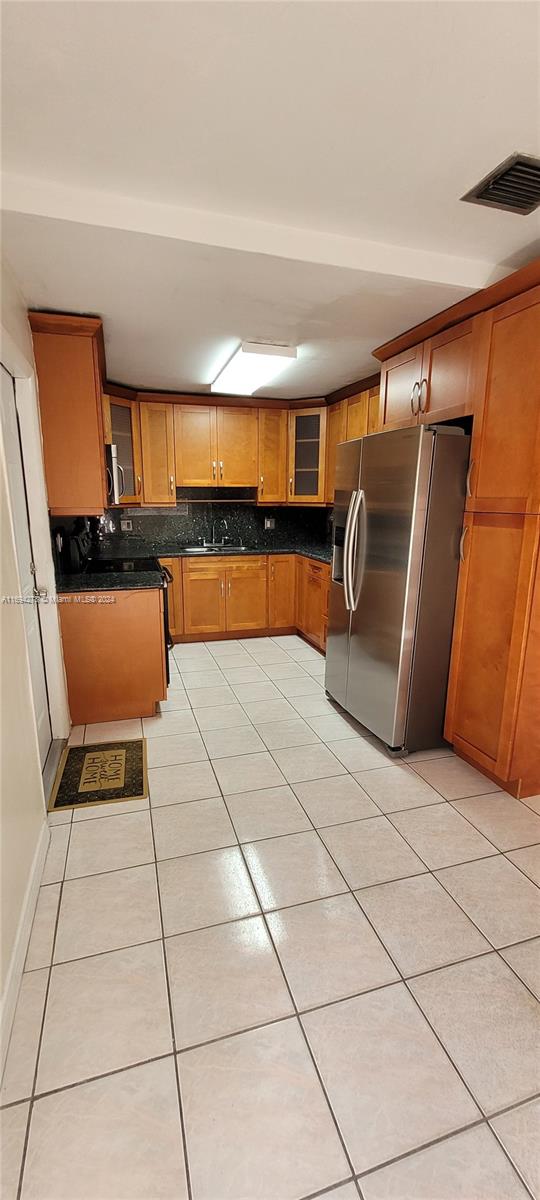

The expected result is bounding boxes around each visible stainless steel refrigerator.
[325,424,470,752]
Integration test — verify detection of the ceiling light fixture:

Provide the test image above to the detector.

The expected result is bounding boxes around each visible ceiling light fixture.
[211,341,297,395]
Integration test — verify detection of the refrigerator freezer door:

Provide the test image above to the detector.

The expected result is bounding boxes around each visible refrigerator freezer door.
[346,426,434,747]
[325,438,362,707]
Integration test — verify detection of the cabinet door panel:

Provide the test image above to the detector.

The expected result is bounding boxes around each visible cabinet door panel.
[217,408,258,486]
[295,556,306,630]
[109,398,142,504]
[226,565,268,631]
[288,408,327,503]
[325,401,347,503]
[258,409,287,502]
[346,391,369,440]
[174,405,218,486]
[140,402,175,505]
[380,346,423,430]
[467,291,540,514]
[419,322,474,423]
[303,561,329,648]
[445,513,536,772]
[367,386,382,434]
[269,556,296,628]
[32,329,106,514]
[183,568,226,635]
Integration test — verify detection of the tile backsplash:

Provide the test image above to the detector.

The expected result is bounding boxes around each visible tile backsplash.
[97,502,331,552]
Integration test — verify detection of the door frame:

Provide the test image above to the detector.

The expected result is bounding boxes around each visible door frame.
[1,320,70,745]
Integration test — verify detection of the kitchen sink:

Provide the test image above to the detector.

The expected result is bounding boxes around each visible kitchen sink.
[182,545,247,554]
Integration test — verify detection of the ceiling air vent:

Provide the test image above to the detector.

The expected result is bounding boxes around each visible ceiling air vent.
[461,153,540,215]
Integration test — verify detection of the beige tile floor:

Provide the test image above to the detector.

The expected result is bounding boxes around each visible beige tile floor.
[2,634,540,1200]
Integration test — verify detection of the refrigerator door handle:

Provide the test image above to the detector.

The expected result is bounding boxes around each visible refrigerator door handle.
[350,489,367,612]
[342,489,358,611]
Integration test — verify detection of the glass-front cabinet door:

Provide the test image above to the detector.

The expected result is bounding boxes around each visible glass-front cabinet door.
[109,398,143,504]
[288,407,327,503]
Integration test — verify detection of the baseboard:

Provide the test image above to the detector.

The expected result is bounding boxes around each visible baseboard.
[0,819,50,1076]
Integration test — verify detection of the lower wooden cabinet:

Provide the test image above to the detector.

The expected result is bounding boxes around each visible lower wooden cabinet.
[183,563,226,635]
[225,560,267,630]
[269,555,296,628]
[180,552,328,644]
[159,558,183,637]
[58,588,167,723]
[445,512,540,797]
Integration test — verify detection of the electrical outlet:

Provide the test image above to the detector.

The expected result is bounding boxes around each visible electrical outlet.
[120,519,133,532]
[264,517,275,530]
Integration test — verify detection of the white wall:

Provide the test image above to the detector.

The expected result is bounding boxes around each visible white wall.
[0,260,68,1066]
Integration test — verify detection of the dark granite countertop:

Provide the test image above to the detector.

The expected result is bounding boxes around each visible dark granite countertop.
[57,569,164,593]
[55,543,331,593]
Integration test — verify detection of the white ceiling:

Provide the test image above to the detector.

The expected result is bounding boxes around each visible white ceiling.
[2,1,539,396]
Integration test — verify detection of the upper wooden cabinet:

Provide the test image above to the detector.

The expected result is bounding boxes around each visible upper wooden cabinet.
[216,407,258,486]
[380,327,474,432]
[30,313,107,515]
[174,404,258,488]
[174,405,218,486]
[346,391,369,440]
[140,402,176,505]
[419,322,475,424]
[258,409,288,502]
[445,512,540,797]
[367,386,382,434]
[104,396,143,505]
[380,344,425,430]
[288,407,327,504]
[325,400,347,502]
[466,288,540,515]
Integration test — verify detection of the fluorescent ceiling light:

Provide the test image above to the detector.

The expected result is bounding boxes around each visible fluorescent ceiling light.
[211,341,297,395]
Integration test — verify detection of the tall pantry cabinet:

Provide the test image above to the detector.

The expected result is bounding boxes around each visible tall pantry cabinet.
[444,287,540,798]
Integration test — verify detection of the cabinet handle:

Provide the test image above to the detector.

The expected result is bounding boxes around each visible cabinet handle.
[289,477,293,495]
[410,382,420,415]
[228,579,231,597]
[220,579,224,597]
[137,474,142,495]
[169,475,175,495]
[466,459,475,498]
[212,461,217,480]
[260,475,264,495]
[219,461,224,480]
[459,526,469,562]
[419,378,428,413]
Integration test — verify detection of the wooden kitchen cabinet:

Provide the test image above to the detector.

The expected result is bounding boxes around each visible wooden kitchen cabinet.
[346,390,369,440]
[58,588,166,723]
[288,407,327,503]
[159,557,183,638]
[325,400,347,502]
[465,288,540,515]
[258,408,288,502]
[303,559,329,649]
[380,343,425,430]
[444,512,540,797]
[367,386,382,434]
[182,560,226,635]
[140,402,176,504]
[418,321,475,425]
[217,407,258,486]
[30,313,107,516]
[268,555,296,628]
[225,559,268,630]
[105,396,143,504]
[174,405,218,486]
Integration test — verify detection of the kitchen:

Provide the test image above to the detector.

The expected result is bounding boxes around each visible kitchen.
[1,4,540,1199]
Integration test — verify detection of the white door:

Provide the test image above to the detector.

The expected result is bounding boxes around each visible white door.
[1,363,52,768]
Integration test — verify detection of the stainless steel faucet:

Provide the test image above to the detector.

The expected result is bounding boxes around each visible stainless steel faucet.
[210,517,228,546]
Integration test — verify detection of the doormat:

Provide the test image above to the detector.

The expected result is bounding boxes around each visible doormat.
[48,740,148,812]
